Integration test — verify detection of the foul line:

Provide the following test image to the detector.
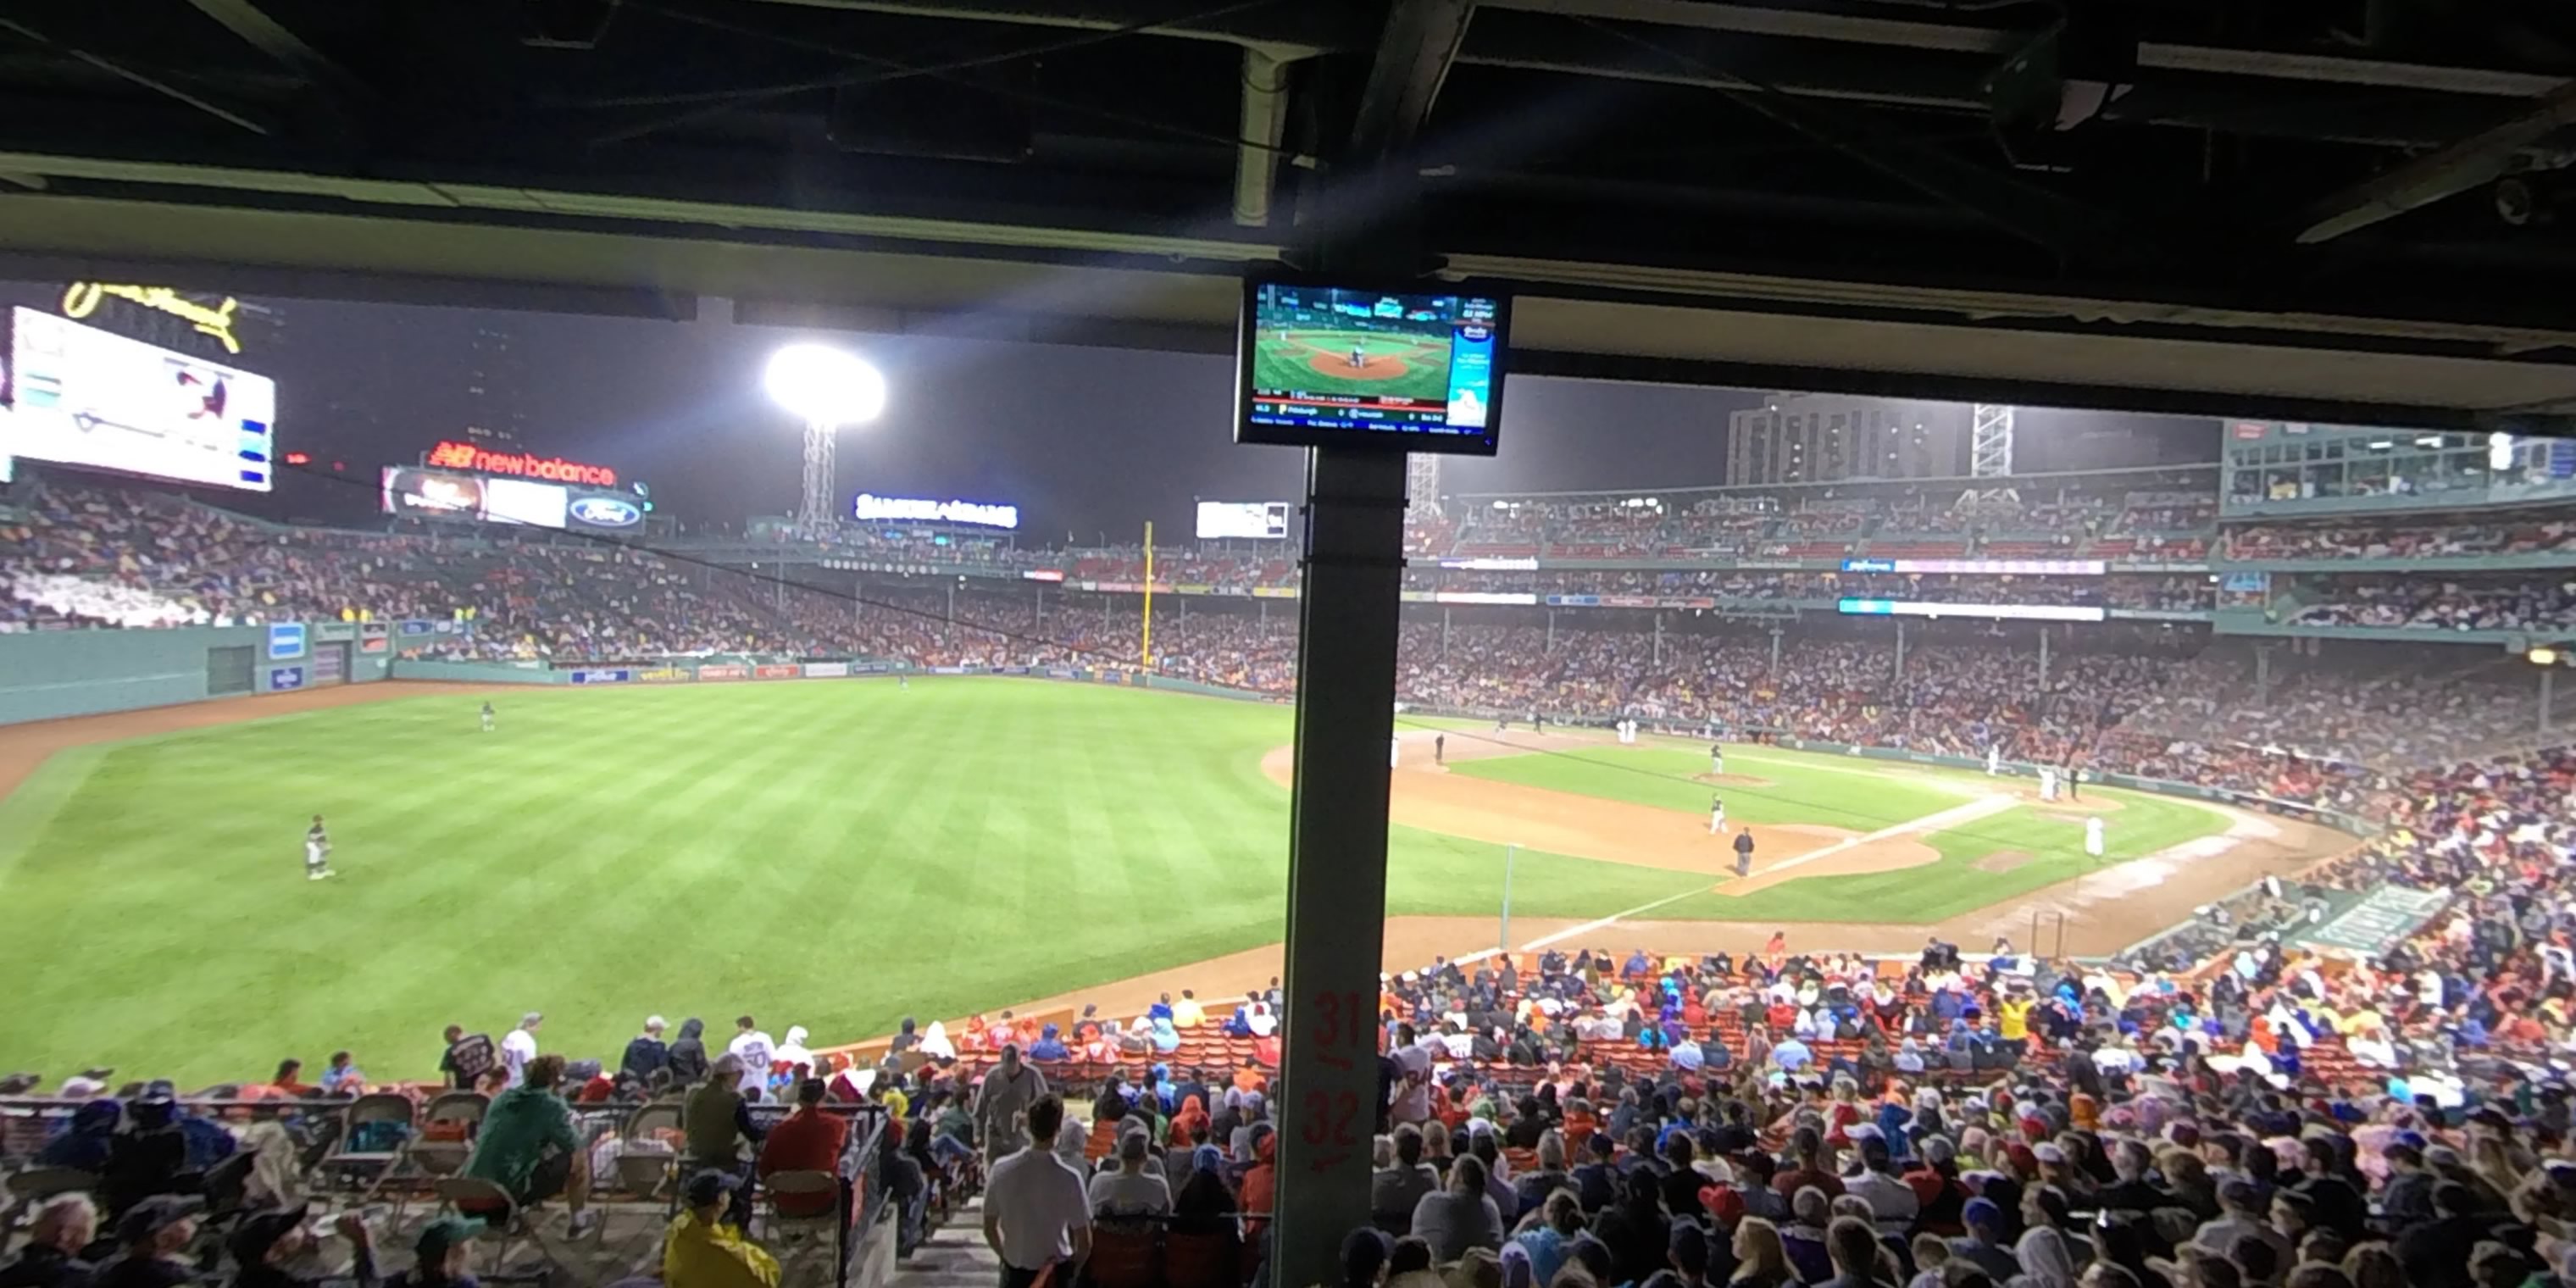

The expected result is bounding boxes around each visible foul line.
[1511,791,2021,953]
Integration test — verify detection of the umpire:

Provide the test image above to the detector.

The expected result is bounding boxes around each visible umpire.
[1732,827,1755,877]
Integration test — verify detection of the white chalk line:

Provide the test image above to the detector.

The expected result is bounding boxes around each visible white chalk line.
[1511,791,2022,953]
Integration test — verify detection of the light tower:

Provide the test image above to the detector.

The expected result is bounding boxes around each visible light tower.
[1968,402,2019,505]
[763,342,887,529]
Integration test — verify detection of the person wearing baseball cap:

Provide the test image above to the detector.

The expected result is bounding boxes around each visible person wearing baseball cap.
[228,1202,376,1288]
[384,1218,483,1288]
[92,1196,202,1288]
[663,1170,780,1288]
[1948,1196,2021,1282]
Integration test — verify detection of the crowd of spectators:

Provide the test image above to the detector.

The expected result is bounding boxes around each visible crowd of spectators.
[2225,521,2576,562]
[2291,576,2576,633]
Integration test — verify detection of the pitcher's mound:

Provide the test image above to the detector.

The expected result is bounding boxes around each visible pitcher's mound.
[1975,850,2038,873]
[1695,773,1777,788]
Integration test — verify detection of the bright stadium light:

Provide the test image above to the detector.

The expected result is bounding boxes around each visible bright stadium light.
[765,342,886,426]
[764,342,886,529]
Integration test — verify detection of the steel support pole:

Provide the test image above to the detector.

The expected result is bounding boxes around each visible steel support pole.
[2038,628,2051,691]
[1546,608,1556,650]
[2544,665,2557,735]
[1653,612,1664,666]
[1274,448,1405,1288]
[1500,842,1518,954]
[1770,627,1783,674]
[1894,619,1907,680]
[1442,606,1452,658]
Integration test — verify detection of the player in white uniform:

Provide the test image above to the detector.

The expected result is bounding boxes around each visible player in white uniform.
[1709,743,1725,776]
[1390,734,1401,769]
[303,813,334,880]
[480,701,495,732]
[2085,814,2107,858]
[1350,342,1368,369]
[1709,796,1726,835]
[2038,766,2058,802]
[1986,744,2001,776]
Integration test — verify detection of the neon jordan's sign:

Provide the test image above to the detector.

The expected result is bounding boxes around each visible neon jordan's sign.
[61,282,243,354]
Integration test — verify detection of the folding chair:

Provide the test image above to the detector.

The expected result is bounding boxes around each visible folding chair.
[612,1103,682,1206]
[435,1177,566,1278]
[758,1169,841,1277]
[324,1093,418,1196]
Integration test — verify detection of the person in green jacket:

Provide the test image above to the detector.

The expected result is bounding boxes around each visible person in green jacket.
[462,1054,597,1236]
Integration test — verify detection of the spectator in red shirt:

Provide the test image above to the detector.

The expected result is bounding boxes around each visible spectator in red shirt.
[271,1060,315,1097]
[758,1079,848,1219]
[1772,1126,1844,1201]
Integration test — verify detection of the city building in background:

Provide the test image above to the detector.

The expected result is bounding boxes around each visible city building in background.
[1726,394,1968,485]
[460,320,528,446]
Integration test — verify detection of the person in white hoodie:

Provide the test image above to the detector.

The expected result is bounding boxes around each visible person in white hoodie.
[774,1025,814,1075]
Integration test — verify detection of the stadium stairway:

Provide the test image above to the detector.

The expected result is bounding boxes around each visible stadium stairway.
[892,1195,1002,1288]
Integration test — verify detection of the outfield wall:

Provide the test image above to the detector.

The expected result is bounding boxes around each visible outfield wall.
[0,624,388,724]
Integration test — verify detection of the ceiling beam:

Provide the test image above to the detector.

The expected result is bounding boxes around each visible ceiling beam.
[180,0,369,102]
[2299,80,2576,243]
[1346,0,1477,161]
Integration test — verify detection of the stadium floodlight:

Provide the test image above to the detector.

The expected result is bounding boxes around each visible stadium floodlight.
[764,342,886,529]
[764,342,886,426]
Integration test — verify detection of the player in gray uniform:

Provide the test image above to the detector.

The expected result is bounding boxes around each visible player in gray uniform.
[304,814,334,880]
[480,701,495,732]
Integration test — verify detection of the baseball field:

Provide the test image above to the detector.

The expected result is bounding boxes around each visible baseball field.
[0,678,2344,1085]
[1249,326,1452,402]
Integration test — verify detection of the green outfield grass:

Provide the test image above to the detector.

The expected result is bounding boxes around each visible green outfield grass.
[0,680,1700,1085]
[0,683,2242,1084]
[1251,326,1452,401]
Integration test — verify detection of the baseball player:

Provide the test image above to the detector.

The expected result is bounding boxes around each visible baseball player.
[2038,766,2058,802]
[1390,735,1401,769]
[1732,826,1755,877]
[1709,743,1725,776]
[1986,744,2001,776]
[2085,814,2107,858]
[2064,763,2082,801]
[1435,734,1446,765]
[1709,795,1727,835]
[303,813,334,881]
[1350,341,1368,369]
[480,700,495,733]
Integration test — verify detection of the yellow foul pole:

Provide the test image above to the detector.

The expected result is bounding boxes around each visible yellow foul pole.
[1141,520,1154,669]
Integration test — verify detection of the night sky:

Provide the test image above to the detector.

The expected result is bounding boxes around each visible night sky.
[0,280,2220,538]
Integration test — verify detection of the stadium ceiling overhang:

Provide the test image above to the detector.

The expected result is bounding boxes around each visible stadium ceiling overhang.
[9,0,2576,428]
[4,183,2571,430]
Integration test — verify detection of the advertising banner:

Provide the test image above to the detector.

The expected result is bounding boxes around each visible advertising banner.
[635,666,695,682]
[1096,581,1141,593]
[569,668,632,684]
[314,622,357,641]
[1599,595,1658,608]
[398,620,436,636]
[358,636,389,655]
[1021,569,1064,582]
[481,477,569,530]
[566,493,643,529]
[2297,886,2452,956]
[1250,586,1300,598]
[802,662,851,678]
[266,623,305,660]
[381,467,485,521]
[1195,500,1292,540]
[698,663,748,680]
[268,664,305,691]
[753,663,801,680]
[1175,583,1213,595]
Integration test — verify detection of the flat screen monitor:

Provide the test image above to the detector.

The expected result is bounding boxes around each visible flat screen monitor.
[1235,280,1507,455]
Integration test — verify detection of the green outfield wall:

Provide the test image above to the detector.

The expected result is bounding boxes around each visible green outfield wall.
[0,623,389,724]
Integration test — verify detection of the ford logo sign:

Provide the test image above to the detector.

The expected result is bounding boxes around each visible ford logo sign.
[569,497,641,527]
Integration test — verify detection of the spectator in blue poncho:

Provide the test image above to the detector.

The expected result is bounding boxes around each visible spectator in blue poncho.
[37,1099,120,1170]
[1028,1024,1069,1063]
